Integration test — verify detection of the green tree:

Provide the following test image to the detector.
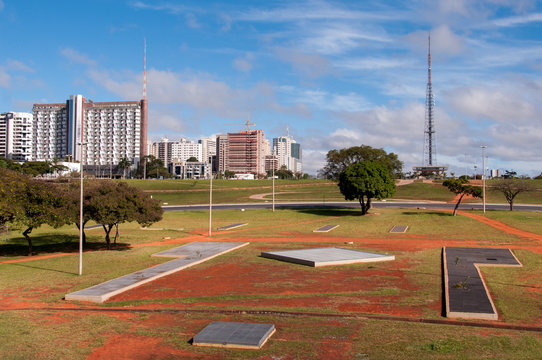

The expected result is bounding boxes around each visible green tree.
[118,157,132,179]
[443,177,483,216]
[186,156,198,162]
[0,169,68,255]
[321,145,403,180]
[338,161,396,215]
[21,161,53,177]
[276,165,294,179]
[224,170,235,179]
[87,181,163,249]
[491,179,535,211]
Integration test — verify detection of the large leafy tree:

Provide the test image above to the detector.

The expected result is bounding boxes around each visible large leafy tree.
[491,179,535,211]
[321,145,403,180]
[0,169,68,255]
[443,177,483,216]
[338,161,396,215]
[87,181,163,249]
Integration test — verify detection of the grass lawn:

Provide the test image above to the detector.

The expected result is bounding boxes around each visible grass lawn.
[1,207,541,359]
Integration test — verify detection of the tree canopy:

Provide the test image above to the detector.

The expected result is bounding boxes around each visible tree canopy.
[320,145,403,180]
[338,161,396,215]
[1,168,67,255]
[85,181,163,249]
[491,179,535,211]
[443,177,483,216]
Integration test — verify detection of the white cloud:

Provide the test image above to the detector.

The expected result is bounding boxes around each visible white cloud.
[275,47,330,78]
[233,53,253,73]
[6,59,34,73]
[492,12,542,27]
[87,68,309,120]
[447,85,537,124]
[185,13,201,28]
[130,1,191,15]
[60,48,97,67]
[335,57,412,71]
[403,25,465,57]
[301,24,391,55]
[0,67,10,87]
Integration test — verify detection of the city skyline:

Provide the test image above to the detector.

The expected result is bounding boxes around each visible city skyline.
[1,1,542,176]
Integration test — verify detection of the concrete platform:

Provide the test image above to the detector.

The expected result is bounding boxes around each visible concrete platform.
[313,224,339,233]
[217,223,248,230]
[443,247,522,320]
[261,247,395,267]
[389,225,408,233]
[193,321,275,349]
[65,242,249,303]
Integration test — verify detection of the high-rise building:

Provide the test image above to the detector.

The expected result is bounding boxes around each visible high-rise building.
[273,135,302,173]
[216,134,229,173]
[227,129,267,175]
[199,137,216,163]
[32,95,146,165]
[0,112,33,161]
[151,137,202,166]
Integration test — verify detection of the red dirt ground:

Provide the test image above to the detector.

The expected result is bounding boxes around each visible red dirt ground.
[2,209,541,359]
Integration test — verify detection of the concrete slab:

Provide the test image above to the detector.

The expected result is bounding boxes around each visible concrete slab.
[443,247,522,320]
[313,224,339,233]
[389,225,408,233]
[65,242,249,303]
[193,321,275,349]
[261,247,395,267]
[217,223,248,230]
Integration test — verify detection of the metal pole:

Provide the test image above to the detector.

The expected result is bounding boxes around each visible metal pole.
[272,162,275,212]
[209,157,213,237]
[481,146,486,214]
[78,142,85,276]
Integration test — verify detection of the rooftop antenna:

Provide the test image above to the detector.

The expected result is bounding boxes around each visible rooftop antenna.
[143,38,147,100]
[286,124,290,138]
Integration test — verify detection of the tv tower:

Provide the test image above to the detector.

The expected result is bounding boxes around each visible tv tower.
[423,34,436,166]
[412,33,447,178]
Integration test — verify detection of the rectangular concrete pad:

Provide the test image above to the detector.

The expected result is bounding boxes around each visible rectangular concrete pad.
[313,224,339,233]
[65,242,249,303]
[261,247,395,267]
[443,247,522,320]
[217,223,248,230]
[193,321,275,349]
[390,225,408,233]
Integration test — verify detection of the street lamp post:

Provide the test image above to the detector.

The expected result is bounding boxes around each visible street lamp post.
[78,141,87,276]
[209,157,213,237]
[272,160,275,212]
[481,145,487,214]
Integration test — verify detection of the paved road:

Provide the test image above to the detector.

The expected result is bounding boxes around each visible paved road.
[163,201,542,212]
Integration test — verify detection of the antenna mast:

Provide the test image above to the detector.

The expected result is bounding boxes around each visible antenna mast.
[423,33,436,166]
[143,38,147,100]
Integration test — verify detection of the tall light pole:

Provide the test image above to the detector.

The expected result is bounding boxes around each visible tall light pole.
[272,158,275,212]
[78,141,87,276]
[209,156,213,237]
[481,145,487,214]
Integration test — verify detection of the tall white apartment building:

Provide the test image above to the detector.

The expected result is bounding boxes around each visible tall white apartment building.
[0,112,33,161]
[273,135,302,172]
[151,138,202,166]
[198,137,216,163]
[172,138,202,163]
[32,94,147,165]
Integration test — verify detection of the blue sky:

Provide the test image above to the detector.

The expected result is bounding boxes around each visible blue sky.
[1,0,542,176]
